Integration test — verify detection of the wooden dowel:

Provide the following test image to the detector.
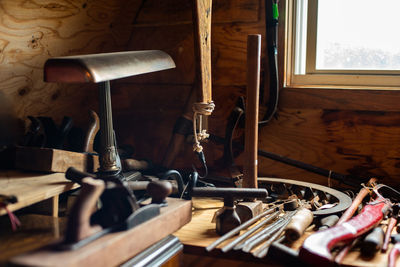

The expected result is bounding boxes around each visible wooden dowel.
[243,34,261,189]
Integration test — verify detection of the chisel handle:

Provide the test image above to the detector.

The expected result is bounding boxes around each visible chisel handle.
[389,243,400,267]
[383,217,398,252]
[299,197,390,266]
[360,227,384,258]
[285,208,313,242]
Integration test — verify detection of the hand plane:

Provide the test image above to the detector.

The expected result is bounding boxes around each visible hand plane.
[62,167,173,250]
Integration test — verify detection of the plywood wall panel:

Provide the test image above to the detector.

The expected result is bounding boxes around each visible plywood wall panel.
[125,23,266,87]
[0,0,141,143]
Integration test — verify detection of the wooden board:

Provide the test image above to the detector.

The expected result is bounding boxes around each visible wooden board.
[0,170,79,216]
[15,146,99,173]
[10,197,192,267]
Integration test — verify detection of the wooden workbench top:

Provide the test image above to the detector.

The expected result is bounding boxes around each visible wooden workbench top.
[0,170,79,216]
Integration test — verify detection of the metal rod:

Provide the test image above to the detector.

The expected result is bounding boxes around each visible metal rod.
[253,212,297,258]
[221,211,280,252]
[98,81,119,173]
[241,211,295,253]
[241,218,287,252]
[205,206,276,251]
[235,216,286,250]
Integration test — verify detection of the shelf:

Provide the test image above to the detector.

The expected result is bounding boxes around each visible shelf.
[0,170,79,216]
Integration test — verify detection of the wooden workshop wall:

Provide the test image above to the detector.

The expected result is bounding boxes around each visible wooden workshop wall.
[121,0,400,188]
[1,0,400,188]
[0,0,142,146]
[113,0,266,169]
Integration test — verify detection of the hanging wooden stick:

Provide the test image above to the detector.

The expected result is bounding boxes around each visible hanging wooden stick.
[243,34,261,189]
[192,0,215,154]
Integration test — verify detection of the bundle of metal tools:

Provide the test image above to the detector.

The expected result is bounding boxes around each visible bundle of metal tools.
[204,177,353,261]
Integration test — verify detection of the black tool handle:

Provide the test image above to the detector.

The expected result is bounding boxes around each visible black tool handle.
[191,187,268,199]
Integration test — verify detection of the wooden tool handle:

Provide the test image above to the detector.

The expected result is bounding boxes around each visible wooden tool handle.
[64,177,105,244]
[191,187,268,200]
[83,109,100,153]
[299,197,388,265]
[318,215,339,231]
[147,180,173,205]
[337,178,377,225]
[243,34,261,189]
[389,243,400,267]
[285,208,313,242]
[383,217,398,252]
[361,227,384,258]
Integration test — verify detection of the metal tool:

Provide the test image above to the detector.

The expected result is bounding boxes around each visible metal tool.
[205,206,276,251]
[252,211,297,258]
[220,211,280,252]
[192,187,268,235]
[258,177,352,216]
[62,167,172,250]
[44,50,175,180]
[299,184,399,266]
[235,215,287,251]
[38,116,73,149]
[232,199,299,251]
[241,211,296,253]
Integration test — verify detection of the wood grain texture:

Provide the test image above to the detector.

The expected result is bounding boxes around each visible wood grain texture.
[0,214,67,265]
[15,146,99,173]
[243,35,261,188]
[134,0,259,25]
[0,170,79,216]
[257,108,400,186]
[192,0,212,103]
[0,0,140,136]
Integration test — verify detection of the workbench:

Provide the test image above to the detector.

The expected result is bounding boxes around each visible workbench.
[174,198,393,267]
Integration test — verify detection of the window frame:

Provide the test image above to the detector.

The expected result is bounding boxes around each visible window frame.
[285,0,400,89]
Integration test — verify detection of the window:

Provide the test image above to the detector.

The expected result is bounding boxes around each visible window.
[285,0,400,88]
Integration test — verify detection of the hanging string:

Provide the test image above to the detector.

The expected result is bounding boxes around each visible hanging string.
[192,101,215,153]
[0,203,21,231]
[328,170,332,188]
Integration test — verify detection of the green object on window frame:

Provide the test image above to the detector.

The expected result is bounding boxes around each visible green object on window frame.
[272,3,279,20]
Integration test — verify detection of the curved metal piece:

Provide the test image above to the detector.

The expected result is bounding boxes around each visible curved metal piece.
[258,177,352,216]
[44,50,176,83]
